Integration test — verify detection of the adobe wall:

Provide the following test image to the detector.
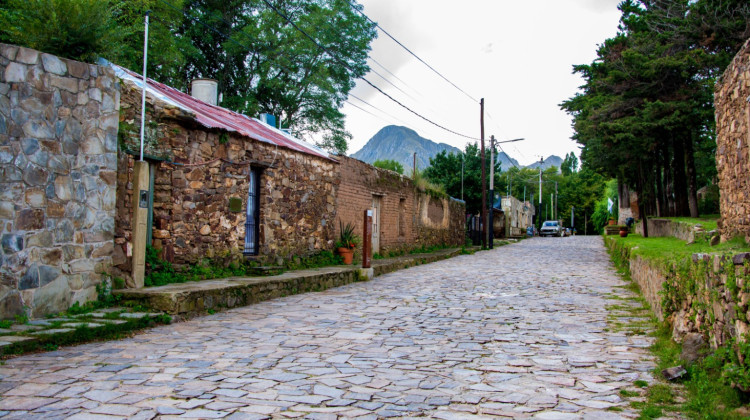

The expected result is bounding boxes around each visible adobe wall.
[116,82,337,277]
[335,156,465,256]
[716,38,750,240]
[0,44,119,319]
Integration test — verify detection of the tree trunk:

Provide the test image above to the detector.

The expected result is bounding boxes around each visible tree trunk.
[637,160,648,238]
[672,135,690,216]
[685,133,699,218]
[662,142,675,216]
[655,161,664,217]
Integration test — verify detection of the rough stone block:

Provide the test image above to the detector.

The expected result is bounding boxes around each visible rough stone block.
[16,209,45,230]
[4,62,26,83]
[1,234,23,254]
[41,53,67,75]
[66,60,89,79]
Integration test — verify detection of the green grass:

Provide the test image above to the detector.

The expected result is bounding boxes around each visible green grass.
[611,234,749,266]
[655,215,720,232]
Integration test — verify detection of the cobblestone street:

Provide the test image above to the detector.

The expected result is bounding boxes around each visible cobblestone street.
[0,236,655,419]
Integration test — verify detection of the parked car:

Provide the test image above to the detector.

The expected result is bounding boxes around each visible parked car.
[540,220,563,237]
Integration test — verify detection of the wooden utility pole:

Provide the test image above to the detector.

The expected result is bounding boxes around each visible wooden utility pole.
[480,98,486,248]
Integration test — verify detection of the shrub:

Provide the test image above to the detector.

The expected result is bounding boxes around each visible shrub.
[0,0,128,63]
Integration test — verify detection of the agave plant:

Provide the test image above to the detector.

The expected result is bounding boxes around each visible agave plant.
[336,220,360,249]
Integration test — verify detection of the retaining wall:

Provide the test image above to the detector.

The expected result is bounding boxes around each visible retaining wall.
[607,237,750,350]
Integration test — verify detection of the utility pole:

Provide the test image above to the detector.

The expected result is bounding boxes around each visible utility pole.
[480,98,486,248]
[460,153,464,201]
[538,156,543,227]
[489,135,495,249]
[555,182,558,221]
[571,206,575,233]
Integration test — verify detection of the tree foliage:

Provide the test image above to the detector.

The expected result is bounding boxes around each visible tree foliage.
[175,0,376,154]
[561,0,750,224]
[423,143,498,214]
[0,0,127,63]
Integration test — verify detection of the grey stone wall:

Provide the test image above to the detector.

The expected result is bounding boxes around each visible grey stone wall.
[0,44,119,319]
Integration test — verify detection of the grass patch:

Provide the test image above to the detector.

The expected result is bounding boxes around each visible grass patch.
[657,215,719,232]
[605,235,750,419]
[611,234,748,267]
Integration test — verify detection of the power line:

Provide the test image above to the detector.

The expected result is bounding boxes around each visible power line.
[345,0,478,104]
[259,0,482,141]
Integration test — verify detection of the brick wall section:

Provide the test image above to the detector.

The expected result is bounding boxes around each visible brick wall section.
[716,38,750,240]
[0,44,119,319]
[335,156,465,255]
[115,81,337,278]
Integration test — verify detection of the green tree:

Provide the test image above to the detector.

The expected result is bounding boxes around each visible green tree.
[561,152,578,176]
[423,143,498,214]
[372,159,404,174]
[560,0,750,230]
[0,0,127,63]
[176,0,376,154]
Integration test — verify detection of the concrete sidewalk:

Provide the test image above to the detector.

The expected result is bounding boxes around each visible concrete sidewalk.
[115,247,476,316]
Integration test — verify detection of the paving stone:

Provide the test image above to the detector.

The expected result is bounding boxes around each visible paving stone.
[0,238,652,419]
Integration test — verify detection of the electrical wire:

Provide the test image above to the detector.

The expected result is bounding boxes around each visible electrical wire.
[258,0,482,141]
[159,0,482,142]
[345,0,478,104]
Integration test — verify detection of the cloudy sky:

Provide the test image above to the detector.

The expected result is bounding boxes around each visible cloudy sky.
[342,0,623,166]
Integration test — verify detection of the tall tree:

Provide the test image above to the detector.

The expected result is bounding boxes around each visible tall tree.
[176,0,376,154]
[561,0,750,227]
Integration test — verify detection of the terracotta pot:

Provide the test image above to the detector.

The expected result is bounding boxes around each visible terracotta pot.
[619,228,628,237]
[337,247,353,265]
[608,219,617,226]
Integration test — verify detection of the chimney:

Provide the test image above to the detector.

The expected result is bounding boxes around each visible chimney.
[190,79,218,105]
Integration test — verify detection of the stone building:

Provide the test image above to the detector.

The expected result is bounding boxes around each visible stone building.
[0,44,119,317]
[716,38,750,240]
[0,45,467,319]
[499,195,534,237]
[335,156,465,256]
[112,64,338,279]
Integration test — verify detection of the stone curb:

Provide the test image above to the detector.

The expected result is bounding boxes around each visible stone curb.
[114,247,476,316]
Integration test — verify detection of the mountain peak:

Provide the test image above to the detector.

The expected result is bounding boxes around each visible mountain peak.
[351,125,460,171]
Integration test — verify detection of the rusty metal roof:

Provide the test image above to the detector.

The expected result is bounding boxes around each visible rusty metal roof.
[108,62,334,162]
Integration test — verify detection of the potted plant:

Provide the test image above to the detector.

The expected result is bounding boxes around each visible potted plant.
[336,220,359,265]
[608,218,617,226]
[619,225,629,237]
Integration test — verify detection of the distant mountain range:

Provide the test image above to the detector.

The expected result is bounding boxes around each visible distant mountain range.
[351,125,460,171]
[351,125,563,172]
[526,155,564,171]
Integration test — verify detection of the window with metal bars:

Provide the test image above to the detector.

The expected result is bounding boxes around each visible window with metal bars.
[244,169,260,255]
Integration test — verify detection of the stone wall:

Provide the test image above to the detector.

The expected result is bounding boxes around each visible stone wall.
[607,237,750,351]
[335,156,465,256]
[0,44,119,319]
[716,38,750,240]
[634,218,702,242]
[115,82,337,277]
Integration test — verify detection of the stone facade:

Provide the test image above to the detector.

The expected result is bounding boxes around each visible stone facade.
[0,44,119,319]
[501,196,533,237]
[115,82,337,276]
[335,156,465,256]
[716,38,750,240]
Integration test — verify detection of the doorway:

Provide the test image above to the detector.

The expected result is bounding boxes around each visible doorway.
[372,195,382,254]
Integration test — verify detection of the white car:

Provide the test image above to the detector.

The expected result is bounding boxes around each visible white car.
[540,220,563,237]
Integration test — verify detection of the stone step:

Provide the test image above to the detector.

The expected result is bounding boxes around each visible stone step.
[115,248,469,316]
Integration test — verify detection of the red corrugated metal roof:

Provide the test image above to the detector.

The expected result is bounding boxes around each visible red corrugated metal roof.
[112,64,335,162]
